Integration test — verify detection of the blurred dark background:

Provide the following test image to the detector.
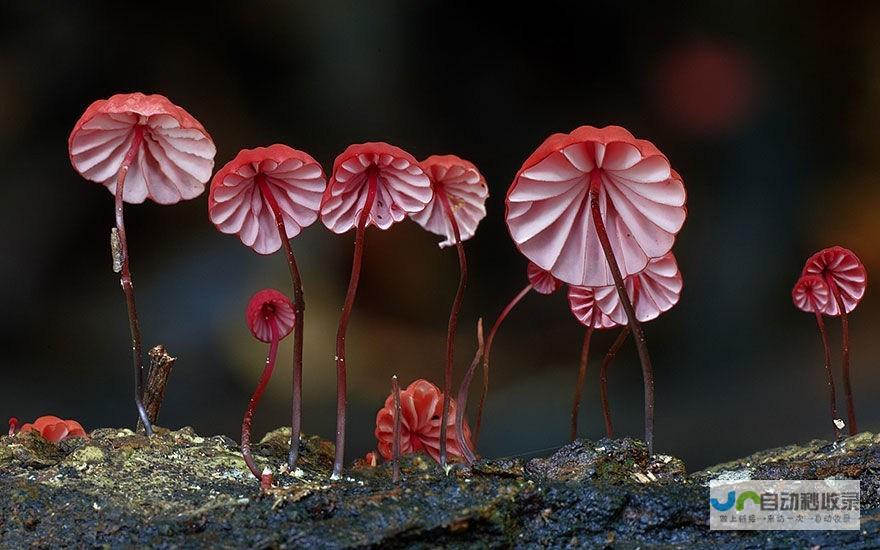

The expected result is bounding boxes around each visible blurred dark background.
[2,2,878,470]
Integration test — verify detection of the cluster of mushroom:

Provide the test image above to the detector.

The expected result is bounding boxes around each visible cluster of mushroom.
[792,246,868,438]
[67,93,489,482]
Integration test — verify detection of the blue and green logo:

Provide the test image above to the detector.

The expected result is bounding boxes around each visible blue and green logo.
[710,490,761,511]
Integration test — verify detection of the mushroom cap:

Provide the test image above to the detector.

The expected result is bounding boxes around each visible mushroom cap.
[409,154,489,247]
[68,92,216,204]
[792,274,831,314]
[527,261,563,295]
[208,145,327,255]
[567,285,621,329]
[320,142,433,233]
[505,125,686,287]
[593,252,683,324]
[19,416,87,443]
[801,246,868,316]
[374,378,473,463]
[245,289,296,343]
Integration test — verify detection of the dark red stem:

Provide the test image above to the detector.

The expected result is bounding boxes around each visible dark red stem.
[392,375,401,483]
[828,284,856,435]
[473,284,532,446]
[456,319,484,465]
[241,324,280,481]
[814,312,840,439]
[114,126,152,436]
[589,170,655,455]
[437,190,467,470]
[570,325,594,441]
[256,175,306,467]
[332,170,378,479]
[600,327,631,439]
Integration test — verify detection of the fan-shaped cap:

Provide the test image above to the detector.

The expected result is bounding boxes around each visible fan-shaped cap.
[209,145,327,255]
[246,289,295,343]
[320,142,432,233]
[506,125,686,287]
[527,262,563,295]
[593,252,683,324]
[409,154,489,247]
[375,379,472,463]
[792,275,831,314]
[801,246,868,316]
[568,285,621,329]
[68,93,216,204]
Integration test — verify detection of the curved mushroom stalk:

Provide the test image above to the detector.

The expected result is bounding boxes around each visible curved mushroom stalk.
[599,327,630,438]
[802,246,868,436]
[391,375,401,483]
[209,145,327,468]
[455,319,484,465]
[241,290,295,485]
[410,155,488,470]
[69,93,217,436]
[793,274,843,438]
[321,143,432,478]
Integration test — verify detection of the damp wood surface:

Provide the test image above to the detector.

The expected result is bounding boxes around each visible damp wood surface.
[2,427,879,548]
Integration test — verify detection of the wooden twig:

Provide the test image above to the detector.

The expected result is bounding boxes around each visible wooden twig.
[137,345,177,430]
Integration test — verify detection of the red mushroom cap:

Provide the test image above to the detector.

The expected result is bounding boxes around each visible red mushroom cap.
[209,145,327,255]
[567,285,621,329]
[527,261,563,295]
[68,93,216,204]
[593,252,683,324]
[409,154,489,247]
[801,246,868,316]
[246,289,295,343]
[320,142,432,233]
[19,416,87,443]
[792,274,831,314]
[374,379,473,463]
[506,126,686,287]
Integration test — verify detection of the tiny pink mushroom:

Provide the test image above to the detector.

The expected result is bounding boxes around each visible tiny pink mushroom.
[210,145,327,467]
[320,142,432,478]
[241,289,295,485]
[68,92,216,436]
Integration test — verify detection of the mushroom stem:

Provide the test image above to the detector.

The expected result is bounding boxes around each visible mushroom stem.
[392,375,401,483]
[570,325,594,441]
[828,286,857,435]
[332,169,378,479]
[256,175,306,467]
[8,417,17,436]
[113,125,152,437]
[436,191,467,471]
[814,312,841,439]
[589,171,655,455]
[473,284,532,446]
[600,327,631,439]
[241,325,280,481]
[456,319,484,465]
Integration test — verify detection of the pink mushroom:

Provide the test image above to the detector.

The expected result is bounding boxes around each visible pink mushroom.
[576,252,683,438]
[375,379,473,464]
[792,274,841,438]
[209,145,327,467]
[242,289,295,485]
[506,126,686,453]
[18,416,87,443]
[409,154,488,468]
[68,93,216,436]
[801,246,868,435]
[320,142,432,478]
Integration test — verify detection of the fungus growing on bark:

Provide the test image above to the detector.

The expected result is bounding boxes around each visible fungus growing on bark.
[468,262,562,447]
[18,416,87,443]
[792,274,842,438]
[375,379,473,464]
[506,126,686,453]
[410,154,488,468]
[242,289,295,485]
[801,246,868,435]
[209,145,326,467]
[68,93,216,435]
[321,142,432,478]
